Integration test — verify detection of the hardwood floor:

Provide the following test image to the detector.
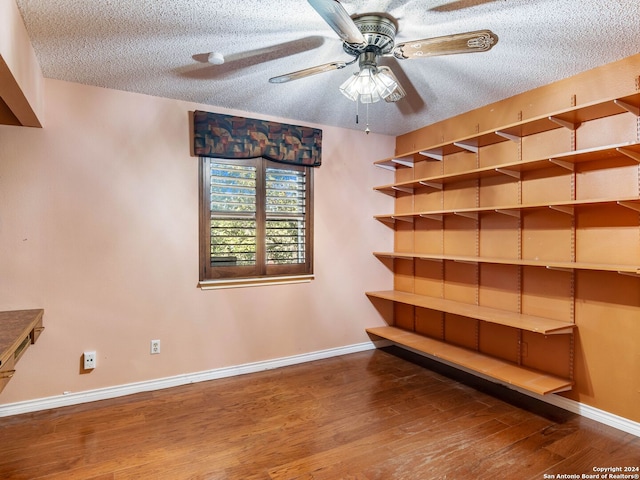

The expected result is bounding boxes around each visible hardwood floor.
[0,347,638,479]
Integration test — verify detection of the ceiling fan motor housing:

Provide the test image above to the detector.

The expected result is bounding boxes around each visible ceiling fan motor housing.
[343,13,398,57]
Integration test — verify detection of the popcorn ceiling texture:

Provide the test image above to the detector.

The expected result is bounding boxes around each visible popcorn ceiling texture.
[14,0,640,136]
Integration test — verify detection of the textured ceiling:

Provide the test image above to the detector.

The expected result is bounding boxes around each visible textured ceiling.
[14,0,640,136]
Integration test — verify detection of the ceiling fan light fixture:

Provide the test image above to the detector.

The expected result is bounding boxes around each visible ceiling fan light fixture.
[339,66,397,104]
[375,67,400,96]
[378,66,406,103]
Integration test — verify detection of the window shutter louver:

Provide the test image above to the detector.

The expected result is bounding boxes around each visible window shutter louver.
[209,162,257,267]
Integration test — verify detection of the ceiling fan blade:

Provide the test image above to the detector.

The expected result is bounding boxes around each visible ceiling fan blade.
[269,61,348,84]
[377,67,406,103]
[180,37,327,80]
[307,0,367,48]
[430,0,504,12]
[393,30,498,59]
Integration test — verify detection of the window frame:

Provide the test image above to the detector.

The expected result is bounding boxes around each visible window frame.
[198,156,314,286]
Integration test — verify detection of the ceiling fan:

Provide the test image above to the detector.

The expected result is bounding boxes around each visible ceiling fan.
[269,0,498,104]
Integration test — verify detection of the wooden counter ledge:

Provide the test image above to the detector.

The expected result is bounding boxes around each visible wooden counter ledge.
[0,309,44,394]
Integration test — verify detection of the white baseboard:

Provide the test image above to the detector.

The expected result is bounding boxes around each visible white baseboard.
[391,343,640,438]
[1,341,638,438]
[539,393,640,438]
[0,342,375,418]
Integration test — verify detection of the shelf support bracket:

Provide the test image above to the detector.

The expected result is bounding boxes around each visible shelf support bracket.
[419,214,443,222]
[616,147,640,163]
[419,150,444,161]
[391,186,414,194]
[453,142,479,153]
[495,209,521,218]
[617,200,640,213]
[549,116,580,131]
[549,205,575,215]
[614,99,640,117]
[454,211,479,220]
[549,158,576,171]
[373,253,397,259]
[391,158,415,168]
[419,181,444,190]
[495,167,521,179]
[495,130,521,142]
[374,163,396,172]
[392,216,414,223]
[618,270,640,277]
[376,217,395,224]
[454,259,479,265]
[546,266,573,272]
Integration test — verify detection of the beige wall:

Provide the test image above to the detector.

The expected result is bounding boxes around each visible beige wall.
[0,78,394,404]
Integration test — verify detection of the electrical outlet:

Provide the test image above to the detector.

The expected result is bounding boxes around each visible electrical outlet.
[150,339,160,355]
[83,351,96,370]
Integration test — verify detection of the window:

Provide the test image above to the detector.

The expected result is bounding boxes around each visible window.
[199,157,313,285]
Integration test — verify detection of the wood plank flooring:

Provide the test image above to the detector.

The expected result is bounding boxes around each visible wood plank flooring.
[0,347,638,479]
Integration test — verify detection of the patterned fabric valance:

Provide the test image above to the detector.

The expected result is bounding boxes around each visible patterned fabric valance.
[192,110,322,167]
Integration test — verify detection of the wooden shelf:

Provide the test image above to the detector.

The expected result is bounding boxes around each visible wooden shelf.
[366,326,574,395]
[374,142,640,195]
[374,196,640,225]
[365,290,575,335]
[373,252,640,275]
[379,92,640,168]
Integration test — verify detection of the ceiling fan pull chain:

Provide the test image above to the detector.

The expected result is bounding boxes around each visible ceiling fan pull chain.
[365,102,371,134]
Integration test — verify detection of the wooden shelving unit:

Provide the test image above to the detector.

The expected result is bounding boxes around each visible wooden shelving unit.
[367,77,640,397]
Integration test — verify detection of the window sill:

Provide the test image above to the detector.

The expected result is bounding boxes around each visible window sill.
[198,274,314,290]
